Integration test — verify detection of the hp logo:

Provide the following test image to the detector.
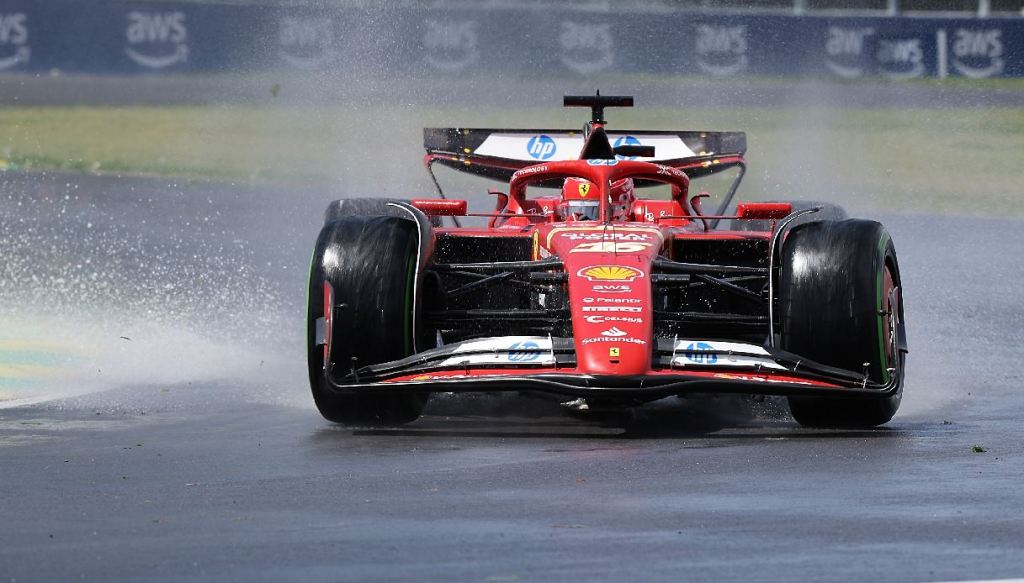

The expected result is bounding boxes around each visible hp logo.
[526,135,556,160]
[613,135,641,159]
[684,342,718,364]
[508,341,541,362]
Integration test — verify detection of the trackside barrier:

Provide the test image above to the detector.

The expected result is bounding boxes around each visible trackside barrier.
[0,1,1020,78]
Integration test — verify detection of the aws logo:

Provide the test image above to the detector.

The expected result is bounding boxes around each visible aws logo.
[695,24,748,77]
[0,13,29,71]
[875,37,924,80]
[423,19,479,72]
[951,28,1004,79]
[279,16,335,70]
[126,11,188,69]
[824,26,875,79]
[559,21,613,75]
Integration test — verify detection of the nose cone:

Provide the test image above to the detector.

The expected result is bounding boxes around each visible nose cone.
[543,225,662,376]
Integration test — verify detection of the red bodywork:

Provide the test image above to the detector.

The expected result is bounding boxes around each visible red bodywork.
[319,107,898,402]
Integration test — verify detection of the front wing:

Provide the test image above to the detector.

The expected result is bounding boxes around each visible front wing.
[322,336,902,400]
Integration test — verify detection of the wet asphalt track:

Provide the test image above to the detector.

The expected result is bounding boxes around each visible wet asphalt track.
[1,171,1023,582]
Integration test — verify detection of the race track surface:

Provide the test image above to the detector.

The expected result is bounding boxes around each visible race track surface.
[1,171,1023,582]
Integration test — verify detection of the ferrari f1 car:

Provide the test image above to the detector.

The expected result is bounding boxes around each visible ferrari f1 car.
[307,94,906,428]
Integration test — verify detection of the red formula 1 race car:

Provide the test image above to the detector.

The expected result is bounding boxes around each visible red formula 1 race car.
[306,94,907,428]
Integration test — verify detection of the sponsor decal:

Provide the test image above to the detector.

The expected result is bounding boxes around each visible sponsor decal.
[577,182,591,197]
[609,347,620,358]
[0,13,29,71]
[696,24,749,76]
[279,16,335,70]
[507,340,541,362]
[547,226,661,247]
[582,306,643,313]
[578,265,644,282]
[526,134,557,161]
[560,21,614,74]
[439,336,554,367]
[952,28,1004,79]
[713,372,814,385]
[683,341,718,365]
[586,159,618,166]
[612,135,642,160]
[582,297,641,304]
[655,165,686,178]
[825,26,875,79]
[672,339,770,356]
[582,336,646,345]
[584,315,642,324]
[512,165,548,178]
[126,11,189,69]
[592,284,632,294]
[570,241,653,253]
[609,134,697,159]
[423,19,479,71]
[876,37,924,80]
[600,326,627,337]
[562,232,651,242]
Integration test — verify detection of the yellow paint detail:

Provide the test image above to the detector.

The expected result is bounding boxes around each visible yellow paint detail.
[580,265,642,282]
[531,231,540,260]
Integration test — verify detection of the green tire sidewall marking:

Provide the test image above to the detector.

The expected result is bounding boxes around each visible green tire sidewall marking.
[305,245,317,358]
[876,232,891,384]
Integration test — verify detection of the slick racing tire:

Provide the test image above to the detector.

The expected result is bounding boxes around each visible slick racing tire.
[307,216,428,426]
[778,219,905,428]
[730,200,847,232]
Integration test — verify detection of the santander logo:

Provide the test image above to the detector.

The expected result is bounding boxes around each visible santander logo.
[600,326,627,337]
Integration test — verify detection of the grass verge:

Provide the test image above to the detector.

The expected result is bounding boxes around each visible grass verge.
[1,104,1022,215]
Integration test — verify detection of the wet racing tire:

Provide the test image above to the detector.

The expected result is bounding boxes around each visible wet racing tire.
[778,219,905,428]
[307,215,428,425]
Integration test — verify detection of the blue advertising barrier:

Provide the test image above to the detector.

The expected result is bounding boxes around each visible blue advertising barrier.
[0,1,1020,78]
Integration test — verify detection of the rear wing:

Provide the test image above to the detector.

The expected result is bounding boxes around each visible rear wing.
[423,128,747,184]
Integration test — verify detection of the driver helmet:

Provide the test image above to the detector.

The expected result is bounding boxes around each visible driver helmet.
[559,177,600,221]
[609,178,636,221]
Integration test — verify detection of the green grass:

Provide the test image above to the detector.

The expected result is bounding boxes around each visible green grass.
[2,104,1023,215]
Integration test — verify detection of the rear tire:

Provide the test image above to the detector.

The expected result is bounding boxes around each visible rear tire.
[307,216,428,425]
[779,219,905,428]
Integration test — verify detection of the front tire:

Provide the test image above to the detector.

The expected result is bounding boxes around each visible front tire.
[779,219,905,428]
[307,216,428,426]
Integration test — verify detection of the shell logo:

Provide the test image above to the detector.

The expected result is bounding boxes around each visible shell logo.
[577,265,644,282]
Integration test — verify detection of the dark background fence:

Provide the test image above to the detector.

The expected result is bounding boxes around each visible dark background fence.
[0,0,1020,78]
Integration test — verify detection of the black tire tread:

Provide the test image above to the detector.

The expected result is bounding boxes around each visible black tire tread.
[779,219,903,428]
[307,216,427,426]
